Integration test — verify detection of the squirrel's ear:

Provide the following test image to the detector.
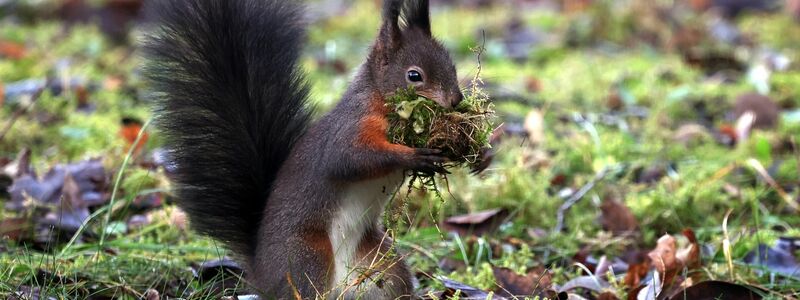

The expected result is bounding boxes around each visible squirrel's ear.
[402,0,431,36]
[378,0,403,51]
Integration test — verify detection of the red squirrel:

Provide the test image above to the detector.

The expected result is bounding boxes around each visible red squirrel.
[144,0,462,298]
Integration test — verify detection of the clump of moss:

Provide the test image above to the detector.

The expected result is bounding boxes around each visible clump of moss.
[386,85,494,172]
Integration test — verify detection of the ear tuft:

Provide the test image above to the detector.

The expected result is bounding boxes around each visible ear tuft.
[377,0,431,52]
[379,0,403,49]
[400,0,431,36]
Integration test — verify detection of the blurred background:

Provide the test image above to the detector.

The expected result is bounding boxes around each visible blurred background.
[0,0,799,298]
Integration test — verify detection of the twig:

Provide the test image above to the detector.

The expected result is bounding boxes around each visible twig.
[746,158,799,211]
[468,30,488,103]
[0,89,43,142]
[286,272,303,300]
[553,167,612,233]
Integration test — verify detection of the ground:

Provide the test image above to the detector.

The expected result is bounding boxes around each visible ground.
[0,0,799,299]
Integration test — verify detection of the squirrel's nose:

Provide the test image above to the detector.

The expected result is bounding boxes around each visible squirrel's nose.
[451,91,464,108]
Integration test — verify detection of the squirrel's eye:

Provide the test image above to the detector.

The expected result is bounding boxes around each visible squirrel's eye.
[407,70,423,82]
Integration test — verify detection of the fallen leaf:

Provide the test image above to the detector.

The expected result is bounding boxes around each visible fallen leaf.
[0,217,32,241]
[7,158,107,211]
[443,208,508,236]
[624,260,650,289]
[492,266,553,298]
[120,117,148,155]
[597,291,620,300]
[606,90,624,111]
[1,148,33,179]
[0,41,26,60]
[648,229,701,285]
[664,280,764,300]
[438,277,496,299]
[676,229,700,271]
[734,93,779,129]
[39,174,90,232]
[637,269,662,300]
[743,241,800,279]
[599,196,638,236]
[558,275,611,293]
[648,234,678,278]
[525,76,542,93]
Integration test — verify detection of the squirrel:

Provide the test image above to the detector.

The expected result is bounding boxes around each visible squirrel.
[143,0,462,298]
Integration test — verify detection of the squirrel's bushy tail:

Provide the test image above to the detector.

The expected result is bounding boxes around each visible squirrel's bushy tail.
[143,0,311,258]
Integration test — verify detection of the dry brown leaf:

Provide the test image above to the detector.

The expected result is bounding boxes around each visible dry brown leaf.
[0,41,26,60]
[647,230,701,286]
[120,117,149,156]
[443,208,508,236]
[648,234,678,279]
[734,93,779,129]
[624,260,651,289]
[492,266,552,298]
[599,197,638,236]
[0,217,31,241]
[597,291,620,300]
[676,229,700,271]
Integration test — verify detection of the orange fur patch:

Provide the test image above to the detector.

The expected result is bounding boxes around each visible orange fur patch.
[355,95,412,154]
[303,228,334,281]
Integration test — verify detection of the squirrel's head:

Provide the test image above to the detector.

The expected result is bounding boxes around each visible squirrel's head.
[368,0,462,109]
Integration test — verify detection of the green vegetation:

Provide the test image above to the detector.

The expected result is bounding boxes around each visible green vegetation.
[386,85,494,168]
[1,0,799,299]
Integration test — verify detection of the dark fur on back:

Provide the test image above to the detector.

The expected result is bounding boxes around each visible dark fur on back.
[142,0,311,258]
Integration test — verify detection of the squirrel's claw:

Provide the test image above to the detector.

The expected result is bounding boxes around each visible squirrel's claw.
[409,148,450,175]
[470,147,494,175]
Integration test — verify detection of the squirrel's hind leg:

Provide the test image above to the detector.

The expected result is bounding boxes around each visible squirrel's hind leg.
[250,229,335,298]
[330,227,414,299]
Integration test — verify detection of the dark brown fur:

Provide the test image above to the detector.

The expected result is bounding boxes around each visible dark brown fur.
[145,0,461,298]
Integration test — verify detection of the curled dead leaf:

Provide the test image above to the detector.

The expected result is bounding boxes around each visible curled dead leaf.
[648,234,677,278]
[443,208,508,236]
[647,230,701,287]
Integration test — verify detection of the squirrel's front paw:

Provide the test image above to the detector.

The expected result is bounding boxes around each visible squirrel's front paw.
[407,148,449,175]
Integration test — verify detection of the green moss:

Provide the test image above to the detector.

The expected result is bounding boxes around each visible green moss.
[386,86,494,169]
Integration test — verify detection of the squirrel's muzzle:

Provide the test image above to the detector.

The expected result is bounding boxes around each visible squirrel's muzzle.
[419,89,463,109]
[450,91,464,108]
